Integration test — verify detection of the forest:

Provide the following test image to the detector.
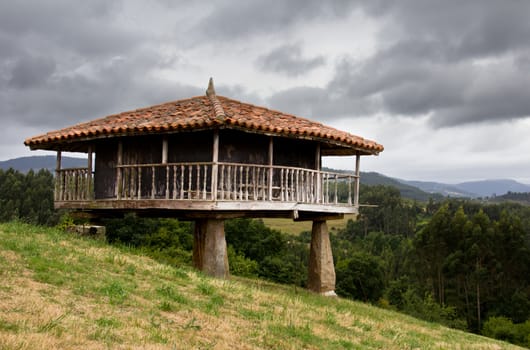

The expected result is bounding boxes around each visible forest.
[1,167,529,347]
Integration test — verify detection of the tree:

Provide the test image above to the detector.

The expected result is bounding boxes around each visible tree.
[336,252,385,302]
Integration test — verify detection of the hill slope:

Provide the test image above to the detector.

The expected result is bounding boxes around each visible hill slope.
[0,222,520,349]
[360,171,444,201]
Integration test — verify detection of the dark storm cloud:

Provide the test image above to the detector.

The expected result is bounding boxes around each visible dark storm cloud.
[3,54,201,129]
[8,55,56,89]
[256,44,324,76]
[268,0,530,127]
[0,0,198,133]
[191,0,356,40]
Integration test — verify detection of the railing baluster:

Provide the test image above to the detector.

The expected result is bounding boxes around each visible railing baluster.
[233,166,238,200]
[196,164,201,198]
[137,167,142,199]
[324,174,329,204]
[220,165,225,200]
[253,167,258,199]
[130,167,136,200]
[245,166,249,200]
[188,165,192,199]
[348,175,352,206]
[262,167,267,200]
[280,168,285,202]
[166,165,170,199]
[309,172,313,203]
[334,174,338,204]
[203,165,208,199]
[173,165,177,199]
[238,166,242,199]
[226,166,230,200]
[151,166,156,199]
[123,167,128,199]
[180,165,184,199]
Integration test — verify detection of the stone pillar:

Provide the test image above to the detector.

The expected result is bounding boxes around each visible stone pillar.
[193,219,229,279]
[307,220,336,295]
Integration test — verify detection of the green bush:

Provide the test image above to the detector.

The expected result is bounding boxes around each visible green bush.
[482,317,530,347]
[401,289,466,330]
[227,246,258,278]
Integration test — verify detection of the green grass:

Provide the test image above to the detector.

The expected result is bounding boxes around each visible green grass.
[0,221,523,349]
[263,214,356,235]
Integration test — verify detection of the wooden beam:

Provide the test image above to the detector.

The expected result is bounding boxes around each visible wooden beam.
[56,151,62,172]
[294,213,344,222]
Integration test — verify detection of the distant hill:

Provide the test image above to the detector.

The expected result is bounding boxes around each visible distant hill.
[398,178,530,199]
[0,155,86,173]
[455,179,530,198]
[323,168,443,202]
[360,171,443,202]
[399,179,476,198]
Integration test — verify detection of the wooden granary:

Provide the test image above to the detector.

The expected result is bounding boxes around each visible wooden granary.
[25,79,383,294]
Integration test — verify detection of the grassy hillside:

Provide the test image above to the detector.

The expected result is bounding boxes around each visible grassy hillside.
[0,222,521,349]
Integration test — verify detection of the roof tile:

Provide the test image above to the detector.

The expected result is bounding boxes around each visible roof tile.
[25,93,383,154]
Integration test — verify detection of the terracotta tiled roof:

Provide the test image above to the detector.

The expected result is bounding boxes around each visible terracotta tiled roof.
[24,82,383,155]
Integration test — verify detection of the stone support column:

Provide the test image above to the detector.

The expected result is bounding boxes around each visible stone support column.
[307,220,336,295]
[192,219,229,279]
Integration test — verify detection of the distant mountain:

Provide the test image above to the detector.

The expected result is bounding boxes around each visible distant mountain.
[454,179,530,198]
[399,180,476,198]
[398,178,530,198]
[0,156,86,173]
[322,169,443,202]
[360,172,444,202]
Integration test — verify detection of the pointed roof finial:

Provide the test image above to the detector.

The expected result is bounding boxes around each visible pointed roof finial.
[206,77,216,97]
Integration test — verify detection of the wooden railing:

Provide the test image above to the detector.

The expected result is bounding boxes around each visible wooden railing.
[56,162,359,206]
[55,167,93,201]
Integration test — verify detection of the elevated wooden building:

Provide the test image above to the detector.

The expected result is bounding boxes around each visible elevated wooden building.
[25,79,383,294]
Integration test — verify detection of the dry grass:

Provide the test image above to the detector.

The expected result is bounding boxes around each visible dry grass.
[0,221,523,350]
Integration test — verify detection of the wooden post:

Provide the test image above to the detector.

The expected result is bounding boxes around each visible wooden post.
[193,219,229,278]
[307,220,336,295]
[116,140,123,199]
[268,136,273,201]
[87,146,93,199]
[354,153,360,207]
[162,136,168,164]
[55,151,62,201]
[315,144,321,203]
[211,130,219,201]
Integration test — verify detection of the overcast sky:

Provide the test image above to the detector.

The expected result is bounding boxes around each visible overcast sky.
[2,0,530,183]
